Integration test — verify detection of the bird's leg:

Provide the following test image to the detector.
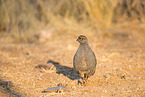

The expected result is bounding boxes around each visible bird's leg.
[85,75,88,81]
[82,75,88,86]
[82,77,86,86]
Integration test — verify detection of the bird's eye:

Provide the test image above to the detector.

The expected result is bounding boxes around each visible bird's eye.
[79,37,81,40]
[82,38,84,40]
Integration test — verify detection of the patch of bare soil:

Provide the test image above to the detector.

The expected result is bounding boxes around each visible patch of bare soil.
[0,24,145,96]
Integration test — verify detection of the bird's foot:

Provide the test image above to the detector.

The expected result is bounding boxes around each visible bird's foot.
[78,79,87,86]
[82,80,87,86]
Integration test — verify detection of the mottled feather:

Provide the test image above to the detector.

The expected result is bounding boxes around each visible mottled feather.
[73,35,97,78]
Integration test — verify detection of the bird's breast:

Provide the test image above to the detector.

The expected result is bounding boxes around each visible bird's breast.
[81,50,87,70]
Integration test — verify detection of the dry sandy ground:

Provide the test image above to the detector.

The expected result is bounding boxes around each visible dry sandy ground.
[0,24,145,97]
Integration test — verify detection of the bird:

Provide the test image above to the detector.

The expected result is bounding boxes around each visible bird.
[73,35,97,85]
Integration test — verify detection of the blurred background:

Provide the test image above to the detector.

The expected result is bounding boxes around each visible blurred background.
[0,0,145,43]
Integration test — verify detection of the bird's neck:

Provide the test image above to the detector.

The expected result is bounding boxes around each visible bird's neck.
[79,43,89,47]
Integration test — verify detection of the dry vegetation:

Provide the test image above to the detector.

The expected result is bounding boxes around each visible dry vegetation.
[0,0,145,97]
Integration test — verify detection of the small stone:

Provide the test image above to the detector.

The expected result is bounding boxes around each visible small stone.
[121,75,126,79]
[42,86,68,93]
[0,81,13,88]
[35,63,56,71]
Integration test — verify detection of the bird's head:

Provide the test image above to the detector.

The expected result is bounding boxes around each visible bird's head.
[76,35,88,44]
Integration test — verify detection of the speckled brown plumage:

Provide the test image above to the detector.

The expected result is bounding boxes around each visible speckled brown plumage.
[73,35,97,85]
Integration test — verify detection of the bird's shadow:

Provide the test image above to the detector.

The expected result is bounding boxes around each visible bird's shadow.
[47,60,81,80]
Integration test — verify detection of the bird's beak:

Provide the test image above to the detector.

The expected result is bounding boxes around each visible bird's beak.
[76,38,79,41]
